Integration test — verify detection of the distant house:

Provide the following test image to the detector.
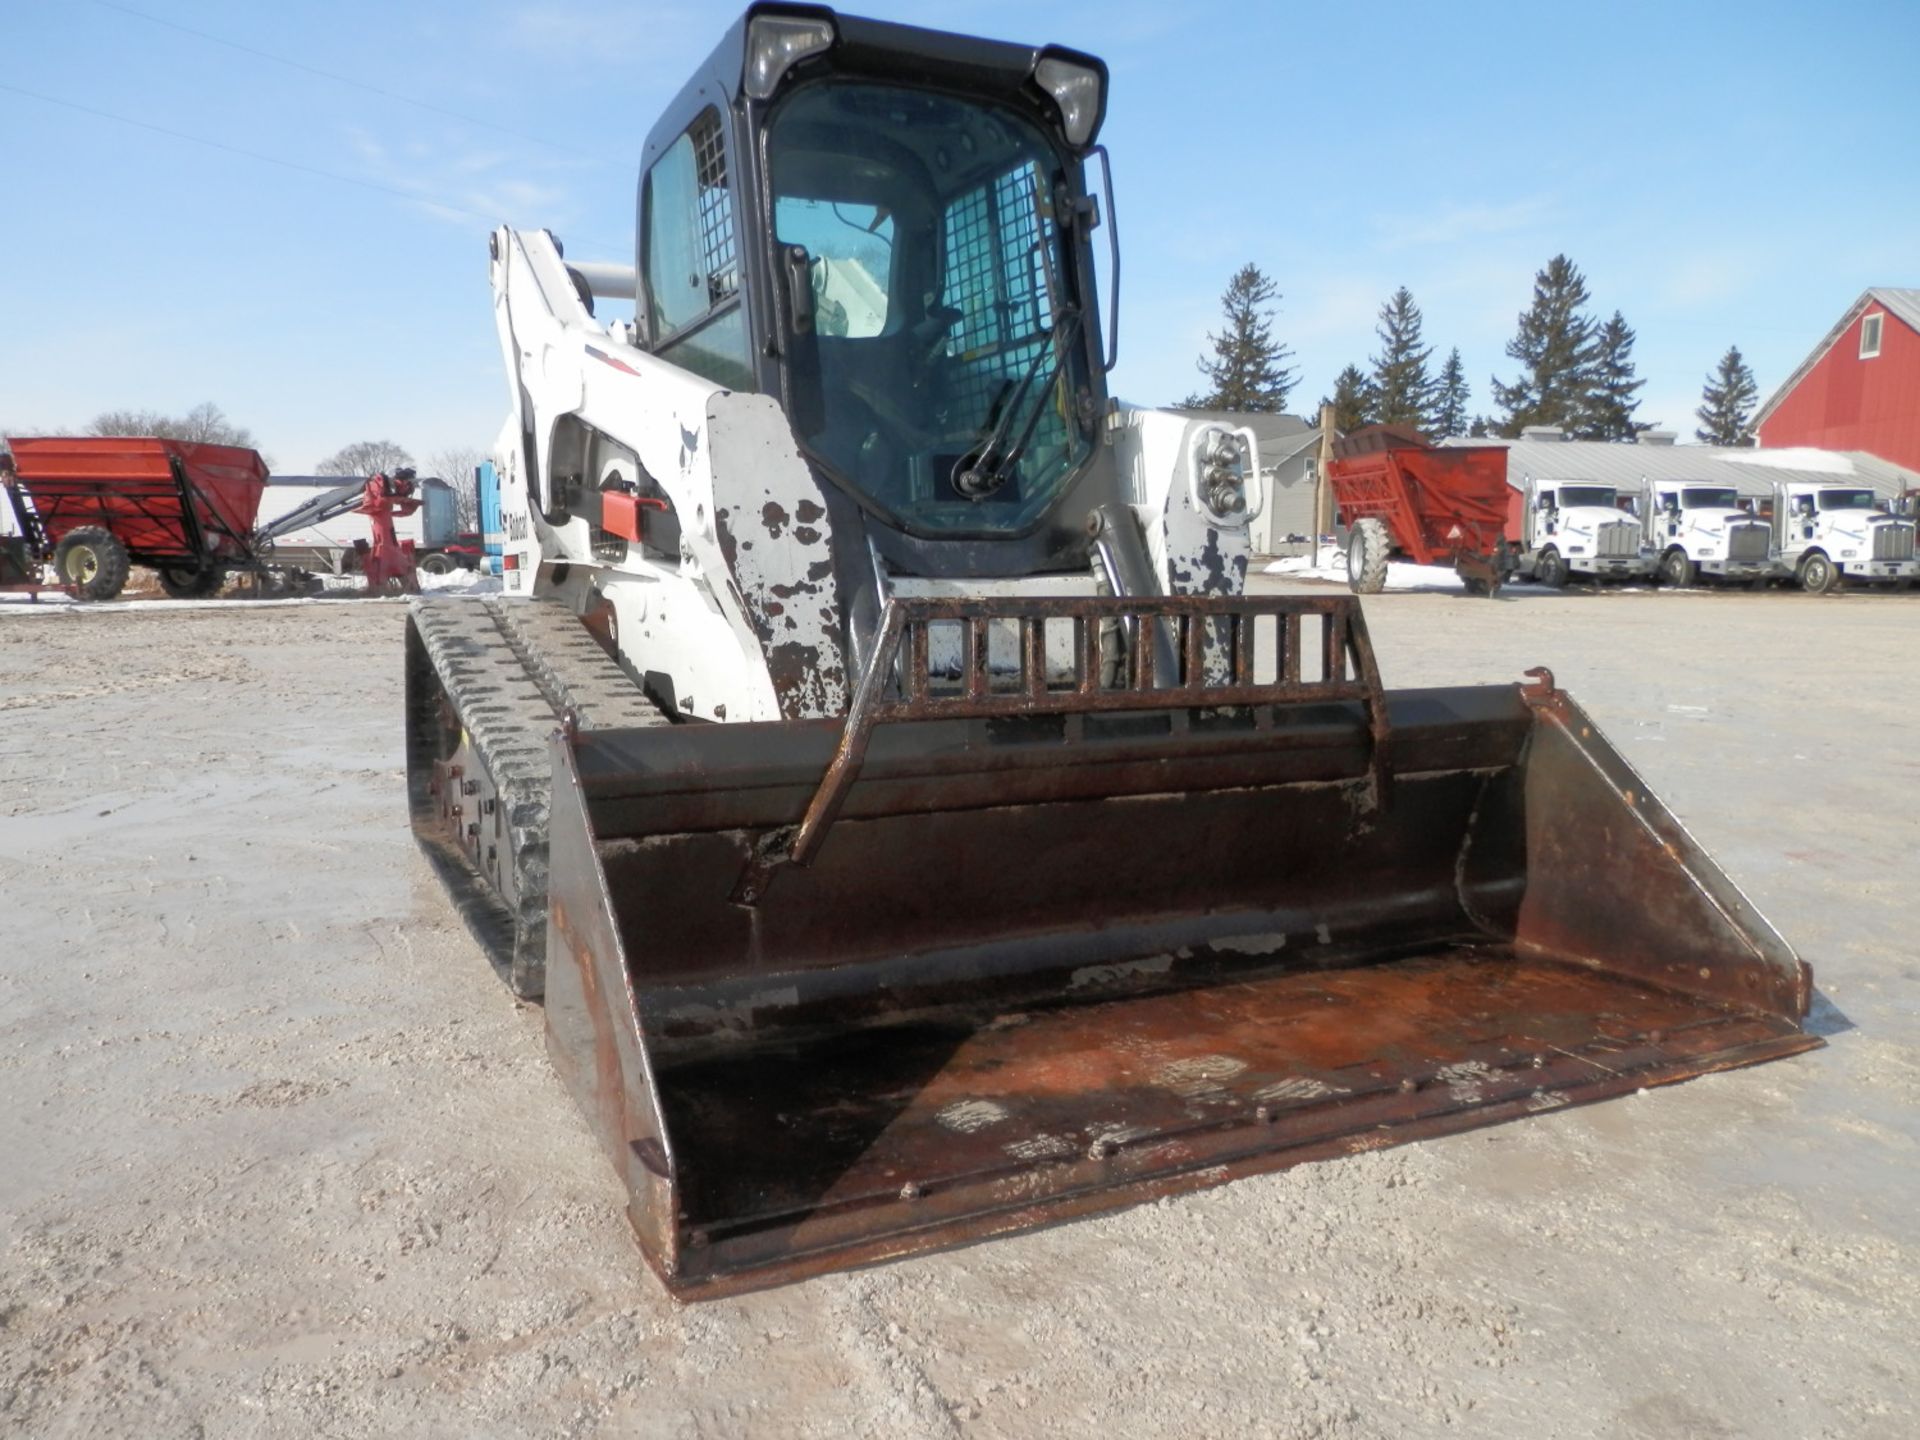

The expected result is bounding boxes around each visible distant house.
[1755,287,1920,471]
[1170,410,1322,556]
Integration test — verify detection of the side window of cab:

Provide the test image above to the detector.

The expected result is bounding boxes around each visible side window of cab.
[642,109,753,391]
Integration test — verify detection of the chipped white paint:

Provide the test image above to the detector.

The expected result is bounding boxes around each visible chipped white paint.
[1107,405,1254,680]
[937,1099,1010,1134]
[660,987,801,1036]
[1069,954,1175,989]
[1315,923,1333,945]
[1527,1089,1570,1111]
[708,393,850,718]
[485,226,822,724]
[1154,1054,1249,1100]
[1438,1059,1497,1104]
[1210,932,1288,956]
[1253,1076,1346,1105]
[1004,1134,1074,1162]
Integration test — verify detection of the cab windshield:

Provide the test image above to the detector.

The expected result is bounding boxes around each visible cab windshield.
[1680,486,1740,510]
[1557,485,1617,509]
[1817,489,1878,511]
[766,81,1093,535]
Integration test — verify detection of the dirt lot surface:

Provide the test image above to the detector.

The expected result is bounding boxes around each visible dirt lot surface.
[1,585,1914,1439]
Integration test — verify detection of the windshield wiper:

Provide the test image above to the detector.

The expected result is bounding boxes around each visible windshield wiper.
[951,306,1082,500]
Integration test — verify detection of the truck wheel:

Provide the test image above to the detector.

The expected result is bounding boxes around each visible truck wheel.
[157,562,226,599]
[53,526,132,601]
[1659,549,1696,588]
[418,552,455,576]
[1536,548,1569,589]
[1797,551,1841,595]
[1345,519,1390,594]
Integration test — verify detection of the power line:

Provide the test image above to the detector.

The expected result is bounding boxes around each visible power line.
[83,0,621,168]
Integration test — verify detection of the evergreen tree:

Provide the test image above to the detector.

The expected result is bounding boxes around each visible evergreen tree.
[1367,287,1434,428]
[1695,345,1759,446]
[1431,348,1470,437]
[1467,415,1492,438]
[1490,254,1600,437]
[1581,311,1650,440]
[1186,263,1298,412]
[1319,364,1376,435]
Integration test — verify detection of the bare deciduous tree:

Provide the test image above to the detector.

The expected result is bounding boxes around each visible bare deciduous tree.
[316,439,414,477]
[428,446,486,530]
[88,402,259,450]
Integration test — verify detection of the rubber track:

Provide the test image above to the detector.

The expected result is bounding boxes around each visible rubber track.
[408,596,666,997]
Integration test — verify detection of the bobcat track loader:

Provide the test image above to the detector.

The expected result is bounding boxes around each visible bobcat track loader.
[406,5,1819,1298]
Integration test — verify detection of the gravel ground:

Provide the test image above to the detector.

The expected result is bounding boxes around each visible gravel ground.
[0,585,1914,1439]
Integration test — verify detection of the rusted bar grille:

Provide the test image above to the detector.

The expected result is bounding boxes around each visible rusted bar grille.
[866,593,1380,717]
[729,594,1393,903]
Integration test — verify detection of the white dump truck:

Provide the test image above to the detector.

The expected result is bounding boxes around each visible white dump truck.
[1640,478,1776,586]
[1514,477,1652,586]
[1771,480,1918,593]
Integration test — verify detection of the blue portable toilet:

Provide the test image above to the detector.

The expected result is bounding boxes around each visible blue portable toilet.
[477,462,503,575]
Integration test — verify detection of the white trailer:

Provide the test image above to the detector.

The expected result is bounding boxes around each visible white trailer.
[1771,480,1918,593]
[1514,477,1651,586]
[1640,478,1776,586]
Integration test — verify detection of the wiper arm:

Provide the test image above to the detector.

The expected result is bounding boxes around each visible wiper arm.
[952,306,1082,500]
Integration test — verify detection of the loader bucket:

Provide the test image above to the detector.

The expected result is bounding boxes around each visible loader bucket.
[541,595,1817,1298]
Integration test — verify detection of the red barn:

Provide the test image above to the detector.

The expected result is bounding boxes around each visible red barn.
[1756,288,1920,470]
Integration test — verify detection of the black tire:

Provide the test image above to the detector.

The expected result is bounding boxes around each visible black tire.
[1797,550,1841,595]
[1536,547,1569,589]
[1461,576,1494,598]
[1659,548,1696,588]
[52,526,132,601]
[418,551,456,576]
[157,562,226,599]
[1345,518,1391,594]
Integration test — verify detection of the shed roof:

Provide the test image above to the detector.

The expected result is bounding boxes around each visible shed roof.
[1755,286,1920,427]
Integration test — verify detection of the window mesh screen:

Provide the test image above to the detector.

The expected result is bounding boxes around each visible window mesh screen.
[940,161,1063,438]
[692,114,738,305]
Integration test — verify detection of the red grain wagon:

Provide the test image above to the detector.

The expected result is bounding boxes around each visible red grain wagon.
[3,436,268,600]
[1328,425,1516,597]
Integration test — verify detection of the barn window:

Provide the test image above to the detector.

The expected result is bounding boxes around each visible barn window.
[1860,312,1883,359]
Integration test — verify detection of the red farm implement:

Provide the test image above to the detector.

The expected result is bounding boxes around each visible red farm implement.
[1328,426,1518,597]
[4,436,268,600]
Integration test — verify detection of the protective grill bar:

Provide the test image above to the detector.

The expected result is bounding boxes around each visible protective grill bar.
[732,594,1392,904]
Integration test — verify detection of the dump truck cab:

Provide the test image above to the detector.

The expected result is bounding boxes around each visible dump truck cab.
[1641,478,1776,586]
[1515,476,1652,586]
[1772,480,1918,593]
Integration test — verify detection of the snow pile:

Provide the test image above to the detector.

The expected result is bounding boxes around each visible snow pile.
[419,567,501,595]
[1264,554,1468,591]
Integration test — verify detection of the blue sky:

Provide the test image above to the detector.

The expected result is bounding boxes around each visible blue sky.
[2,0,1915,471]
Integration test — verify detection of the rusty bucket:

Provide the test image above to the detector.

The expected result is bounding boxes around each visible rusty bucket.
[540,594,1817,1298]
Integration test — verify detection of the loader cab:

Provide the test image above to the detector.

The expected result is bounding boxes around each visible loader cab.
[635,6,1120,573]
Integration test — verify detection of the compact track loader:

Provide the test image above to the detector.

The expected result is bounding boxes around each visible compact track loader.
[406,5,1819,1298]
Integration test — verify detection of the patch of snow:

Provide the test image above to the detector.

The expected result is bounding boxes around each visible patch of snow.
[1265,554,1468,591]
[1734,448,1855,474]
[419,568,500,594]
